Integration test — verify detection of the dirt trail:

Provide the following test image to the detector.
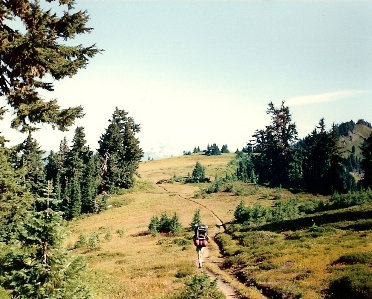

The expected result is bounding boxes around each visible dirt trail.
[158,184,241,299]
[201,238,240,299]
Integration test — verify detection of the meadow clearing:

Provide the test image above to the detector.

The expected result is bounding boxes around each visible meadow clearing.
[66,153,372,299]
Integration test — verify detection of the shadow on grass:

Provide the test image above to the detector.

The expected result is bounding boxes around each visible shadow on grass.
[131,231,150,237]
[344,219,372,231]
[254,207,372,232]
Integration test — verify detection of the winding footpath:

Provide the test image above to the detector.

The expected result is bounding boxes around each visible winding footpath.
[158,184,265,299]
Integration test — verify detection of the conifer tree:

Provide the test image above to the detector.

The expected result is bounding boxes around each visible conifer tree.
[301,120,351,194]
[0,181,91,298]
[45,151,58,182]
[190,209,202,230]
[81,154,100,213]
[0,108,7,146]
[98,108,143,192]
[221,144,229,153]
[236,153,257,183]
[193,146,201,154]
[253,101,298,187]
[191,162,206,183]
[205,143,221,156]
[0,146,33,244]
[63,127,93,218]
[15,134,46,196]
[0,0,99,133]
[361,133,372,188]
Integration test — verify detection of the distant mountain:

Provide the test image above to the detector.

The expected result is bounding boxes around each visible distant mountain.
[337,119,372,158]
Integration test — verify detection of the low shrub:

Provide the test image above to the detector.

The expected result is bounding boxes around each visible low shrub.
[334,253,372,265]
[116,228,125,238]
[175,264,194,278]
[168,273,224,299]
[74,234,87,249]
[173,238,191,247]
[88,232,100,251]
[215,233,240,256]
[328,266,372,299]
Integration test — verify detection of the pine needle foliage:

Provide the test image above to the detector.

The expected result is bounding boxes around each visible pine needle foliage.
[190,209,202,230]
[0,0,100,132]
[0,181,91,298]
[98,107,143,192]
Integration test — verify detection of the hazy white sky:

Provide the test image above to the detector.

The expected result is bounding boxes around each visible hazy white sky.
[2,0,372,159]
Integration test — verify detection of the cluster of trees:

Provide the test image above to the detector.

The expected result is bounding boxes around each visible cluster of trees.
[343,146,362,174]
[11,107,143,221]
[0,0,101,296]
[186,162,210,183]
[234,199,299,225]
[148,212,183,235]
[205,143,229,155]
[237,102,372,194]
[148,209,204,236]
[184,144,230,156]
[0,1,143,297]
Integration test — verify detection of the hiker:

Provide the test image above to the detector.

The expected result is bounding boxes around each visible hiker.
[193,225,209,268]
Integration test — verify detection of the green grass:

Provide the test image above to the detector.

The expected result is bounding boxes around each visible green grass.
[217,202,372,298]
[64,153,372,299]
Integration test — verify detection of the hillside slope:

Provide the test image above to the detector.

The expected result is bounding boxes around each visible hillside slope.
[66,153,372,299]
[339,122,372,157]
[66,153,260,298]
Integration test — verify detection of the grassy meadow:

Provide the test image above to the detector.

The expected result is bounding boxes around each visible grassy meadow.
[66,153,372,299]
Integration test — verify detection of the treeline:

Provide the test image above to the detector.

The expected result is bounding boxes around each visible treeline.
[4,107,143,221]
[0,107,142,297]
[236,102,372,195]
[0,0,102,297]
[183,143,230,156]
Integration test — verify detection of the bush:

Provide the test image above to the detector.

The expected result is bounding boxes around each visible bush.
[149,212,183,235]
[88,233,100,251]
[149,215,160,236]
[334,253,372,265]
[328,266,372,299]
[215,233,240,256]
[234,200,249,222]
[330,189,372,209]
[116,228,125,238]
[173,238,191,247]
[175,264,194,278]
[0,287,10,299]
[169,273,224,299]
[74,234,87,249]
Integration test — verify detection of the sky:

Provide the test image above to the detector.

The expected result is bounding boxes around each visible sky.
[2,0,372,159]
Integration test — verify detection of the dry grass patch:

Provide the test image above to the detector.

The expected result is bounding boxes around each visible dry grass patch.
[139,153,235,183]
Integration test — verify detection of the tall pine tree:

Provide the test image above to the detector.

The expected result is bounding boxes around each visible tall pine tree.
[15,134,46,196]
[253,101,298,187]
[0,145,33,244]
[64,127,92,219]
[1,0,99,133]
[98,108,143,192]
[301,120,352,194]
[361,132,372,188]
[0,181,91,298]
